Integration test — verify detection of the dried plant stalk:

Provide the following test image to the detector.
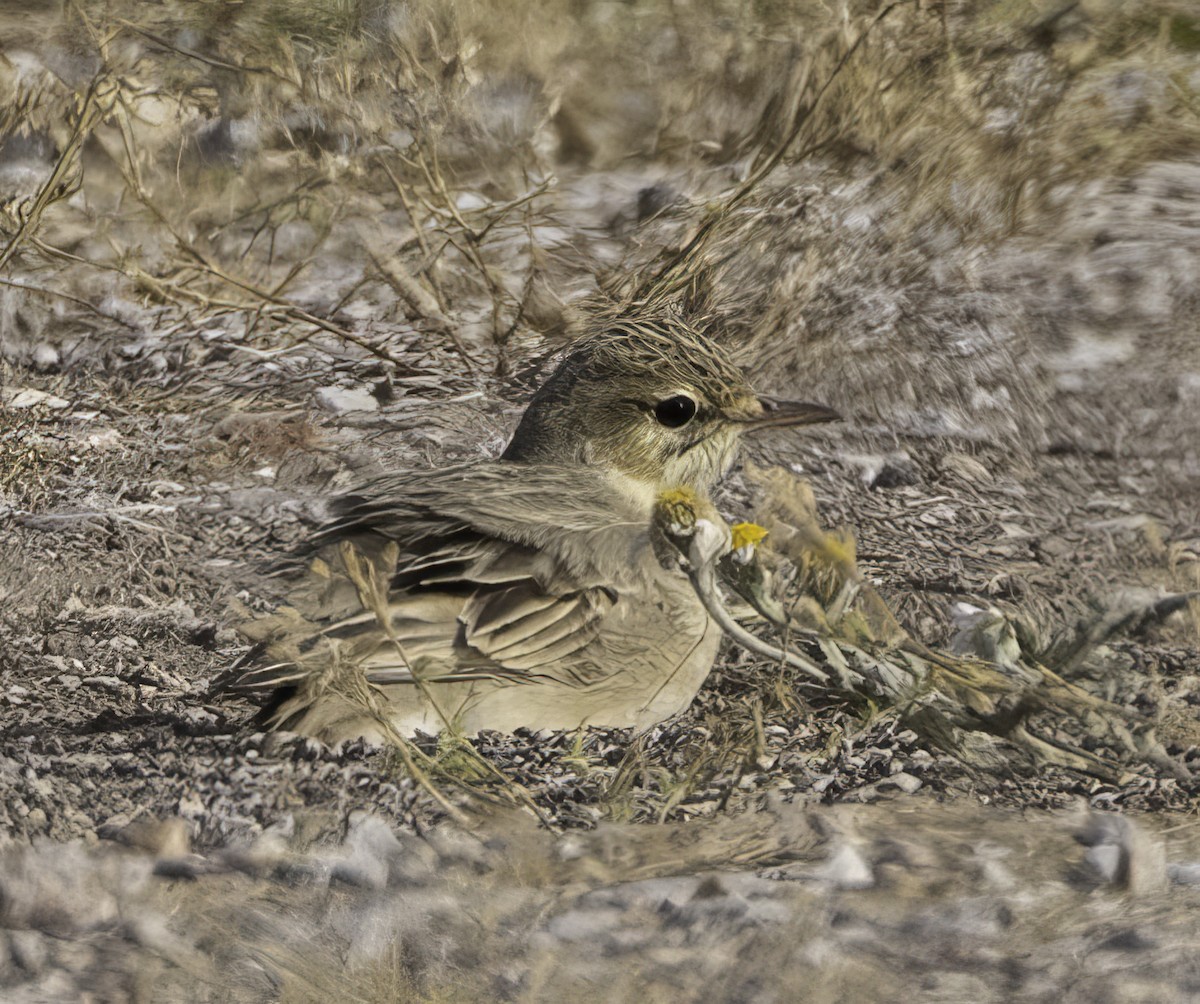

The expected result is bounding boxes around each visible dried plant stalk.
[660,464,1191,784]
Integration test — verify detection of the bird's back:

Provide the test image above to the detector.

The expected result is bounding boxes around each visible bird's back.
[239,461,720,741]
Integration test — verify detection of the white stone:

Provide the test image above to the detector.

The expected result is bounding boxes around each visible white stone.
[816,842,875,890]
[314,385,378,413]
[4,387,69,409]
[32,343,59,370]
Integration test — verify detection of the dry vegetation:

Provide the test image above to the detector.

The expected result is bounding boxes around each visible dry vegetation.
[2,0,1200,999]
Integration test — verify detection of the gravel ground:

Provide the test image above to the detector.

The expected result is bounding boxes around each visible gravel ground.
[2,2,1200,999]
[4,797,1200,1002]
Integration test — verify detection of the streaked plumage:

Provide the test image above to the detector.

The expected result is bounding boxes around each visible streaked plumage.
[240,317,837,742]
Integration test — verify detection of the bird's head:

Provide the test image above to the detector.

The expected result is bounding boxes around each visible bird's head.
[503,318,839,493]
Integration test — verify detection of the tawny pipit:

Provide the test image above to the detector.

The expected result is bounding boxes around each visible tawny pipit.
[244,318,837,742]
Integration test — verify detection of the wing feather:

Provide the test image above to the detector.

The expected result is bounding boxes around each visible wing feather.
[461,585,614,669]
[250,461,650,694]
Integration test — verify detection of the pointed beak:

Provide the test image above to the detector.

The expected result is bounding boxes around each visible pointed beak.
[738,397,841,432]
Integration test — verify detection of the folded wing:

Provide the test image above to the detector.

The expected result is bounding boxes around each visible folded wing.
[244,462,644,696]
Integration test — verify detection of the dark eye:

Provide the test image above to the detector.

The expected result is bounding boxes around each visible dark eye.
[653,395,697,428]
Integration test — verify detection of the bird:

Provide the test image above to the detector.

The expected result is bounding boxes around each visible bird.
[238,315,838,743]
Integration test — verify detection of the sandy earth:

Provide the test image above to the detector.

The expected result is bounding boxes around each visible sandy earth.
[2,3,1200,999]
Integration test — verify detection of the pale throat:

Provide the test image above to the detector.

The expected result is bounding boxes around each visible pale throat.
[603,456,727,515]
[603,467,668,515]
[589,427,740,505]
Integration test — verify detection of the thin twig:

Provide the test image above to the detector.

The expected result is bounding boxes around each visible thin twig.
[340,543,551,824]
[115,19,296,83]
[0,76,111,270]
[0,277,141,330]
[632,0,913,305]
[375,154,447,309]
[682,521,830,682]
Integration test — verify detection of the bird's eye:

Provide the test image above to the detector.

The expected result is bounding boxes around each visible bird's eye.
[653,395,697,428]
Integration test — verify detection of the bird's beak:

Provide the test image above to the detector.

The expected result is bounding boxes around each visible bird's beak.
[739,397,841,431]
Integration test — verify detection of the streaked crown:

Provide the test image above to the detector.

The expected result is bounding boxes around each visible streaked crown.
[504,316,836,493]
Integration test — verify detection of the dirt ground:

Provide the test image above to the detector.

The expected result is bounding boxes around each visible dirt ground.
[2,2,1200,1000]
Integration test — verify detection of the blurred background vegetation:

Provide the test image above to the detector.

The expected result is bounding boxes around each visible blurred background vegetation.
[2,1,1197,391]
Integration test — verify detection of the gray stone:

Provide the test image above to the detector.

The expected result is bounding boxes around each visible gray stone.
[1167,862,1200,885]
[314,385,379,413]
[4,387,70,410]
[547,906,624,943]
[32,343,60,371]
[876,772,923,795]
[81,676,125,692]
[816,842,875,890]
[8,930,48,974]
